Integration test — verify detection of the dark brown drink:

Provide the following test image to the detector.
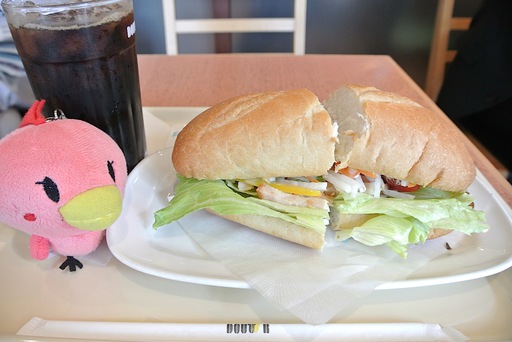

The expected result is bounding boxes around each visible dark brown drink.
[3,1,146,172]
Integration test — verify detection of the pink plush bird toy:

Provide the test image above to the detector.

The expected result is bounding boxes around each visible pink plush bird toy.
[0,100,127,271]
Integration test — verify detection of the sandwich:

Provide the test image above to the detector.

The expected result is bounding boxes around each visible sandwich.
[153,85,489,256]
[153,89,338,250]
[322,84,489,257]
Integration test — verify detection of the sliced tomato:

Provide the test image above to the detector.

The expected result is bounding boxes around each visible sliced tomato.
[382,176,420,192]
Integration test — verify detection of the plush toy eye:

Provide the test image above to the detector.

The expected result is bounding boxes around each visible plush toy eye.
[107,160,116,182]
[35,177,60,203]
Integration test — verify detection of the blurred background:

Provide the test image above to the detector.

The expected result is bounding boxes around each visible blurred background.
[133,0,484,88]
[0,0,485,137]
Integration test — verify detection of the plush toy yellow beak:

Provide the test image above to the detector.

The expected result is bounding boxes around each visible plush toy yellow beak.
[59,185,123,231]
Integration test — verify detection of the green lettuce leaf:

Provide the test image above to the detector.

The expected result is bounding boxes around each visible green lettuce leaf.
[333,191,490,257]
[153,176,329,234]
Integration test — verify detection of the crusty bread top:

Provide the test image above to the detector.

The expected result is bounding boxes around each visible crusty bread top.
[172,89,337,180]
[323,84,475,192]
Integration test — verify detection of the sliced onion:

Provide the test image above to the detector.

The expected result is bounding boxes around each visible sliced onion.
[237,181,254,191]
[363,175,382,198]
[354,175,367,192]
[324,171,364,194]
[323,172,351,193]
[372,174,382,198]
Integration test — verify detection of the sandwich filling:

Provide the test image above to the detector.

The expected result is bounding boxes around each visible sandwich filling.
[327,164,489,257]
[153,175,331,235]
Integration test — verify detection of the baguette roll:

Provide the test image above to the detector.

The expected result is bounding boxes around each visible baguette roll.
[173,89,337,180]
[323,84,475,192]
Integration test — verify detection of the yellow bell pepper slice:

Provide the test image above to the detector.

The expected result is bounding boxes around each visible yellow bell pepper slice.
[268,183,322,197]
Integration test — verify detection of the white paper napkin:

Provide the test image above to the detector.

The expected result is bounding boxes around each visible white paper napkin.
[17,317,467,341]
[140,116,468,325]
[177,211,465,325]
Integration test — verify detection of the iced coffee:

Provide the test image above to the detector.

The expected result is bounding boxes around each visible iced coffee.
[2,0,146,172]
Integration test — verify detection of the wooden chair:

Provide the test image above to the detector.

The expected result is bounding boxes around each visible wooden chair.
[161,0,307,55]
[425,0,509,178]
[424,0,472,101]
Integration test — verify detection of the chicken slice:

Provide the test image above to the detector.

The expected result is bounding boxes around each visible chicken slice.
[256,183,329,210]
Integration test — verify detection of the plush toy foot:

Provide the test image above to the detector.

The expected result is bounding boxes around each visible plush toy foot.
[59,256,83,272]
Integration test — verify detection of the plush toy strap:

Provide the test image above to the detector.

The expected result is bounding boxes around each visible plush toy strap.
[20,100,47,128]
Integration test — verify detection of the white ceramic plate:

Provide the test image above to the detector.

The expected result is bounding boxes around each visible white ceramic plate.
[107,147,512,289]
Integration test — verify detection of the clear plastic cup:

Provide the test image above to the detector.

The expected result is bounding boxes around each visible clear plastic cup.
[2,0,146,172]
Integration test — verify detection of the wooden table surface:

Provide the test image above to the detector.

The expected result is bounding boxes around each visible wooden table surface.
[138,54,512,208]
